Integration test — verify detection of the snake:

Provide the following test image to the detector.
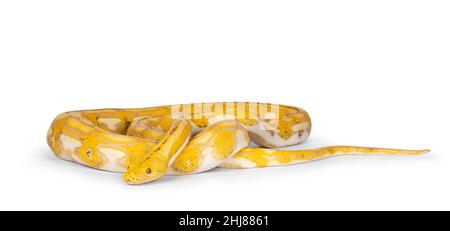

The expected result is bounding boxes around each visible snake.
[46,102,429,185]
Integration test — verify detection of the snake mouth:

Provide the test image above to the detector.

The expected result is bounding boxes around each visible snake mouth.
[122,172,140,185]
[122,171,164,185]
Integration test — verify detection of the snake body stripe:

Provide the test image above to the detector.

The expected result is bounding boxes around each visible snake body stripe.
[46,102,429,184]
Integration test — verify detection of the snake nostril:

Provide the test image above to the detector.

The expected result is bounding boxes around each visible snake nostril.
[86,148,92,158]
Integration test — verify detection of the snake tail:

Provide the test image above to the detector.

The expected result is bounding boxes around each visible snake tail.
[220,146,430,168]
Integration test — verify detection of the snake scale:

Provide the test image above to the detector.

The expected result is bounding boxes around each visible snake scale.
[47,102,429,184]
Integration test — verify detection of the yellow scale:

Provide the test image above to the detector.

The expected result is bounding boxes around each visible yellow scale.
[47,102,429,184]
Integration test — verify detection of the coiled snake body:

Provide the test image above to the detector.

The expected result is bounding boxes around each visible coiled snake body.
[47,102,428,184]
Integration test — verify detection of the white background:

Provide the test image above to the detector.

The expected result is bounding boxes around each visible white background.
[0,1,448,211]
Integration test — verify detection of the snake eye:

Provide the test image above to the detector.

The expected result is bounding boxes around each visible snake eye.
[146,168,152,175]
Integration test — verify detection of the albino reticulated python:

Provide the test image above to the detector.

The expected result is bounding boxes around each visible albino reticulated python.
[47,102,429,185]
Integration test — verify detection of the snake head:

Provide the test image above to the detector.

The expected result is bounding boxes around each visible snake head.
[122,154,167,185]
[122,119,192,185]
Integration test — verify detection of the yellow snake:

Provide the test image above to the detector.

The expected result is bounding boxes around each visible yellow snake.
[46,102,429,185]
